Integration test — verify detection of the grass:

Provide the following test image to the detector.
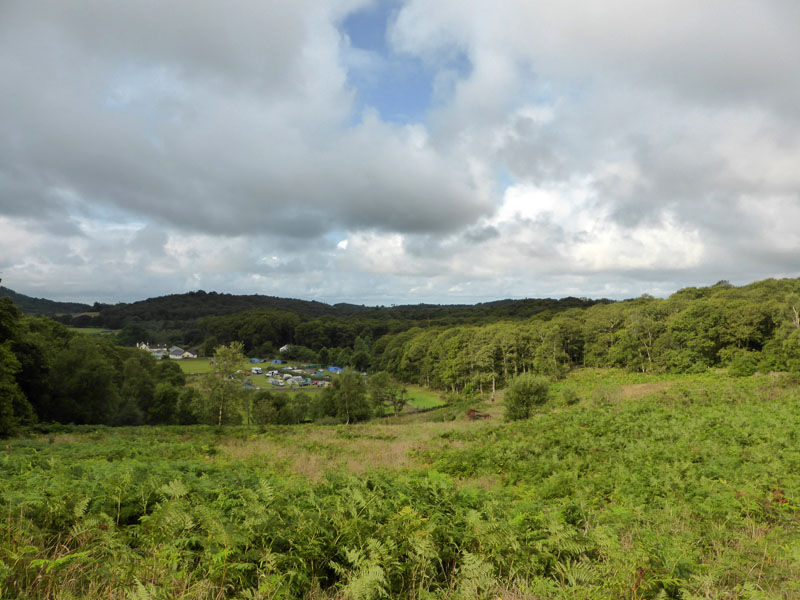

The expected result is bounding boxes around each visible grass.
[66,327,119,336]
[5,369,800,599]
[219,420,471,480]
[176,358,216,374]
[404,384,446,410]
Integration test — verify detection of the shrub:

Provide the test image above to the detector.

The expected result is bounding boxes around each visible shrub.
[561,386,580,406]
[728,350,759,377]
[504,374,550,421]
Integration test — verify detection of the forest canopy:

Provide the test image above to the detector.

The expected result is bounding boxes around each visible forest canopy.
[3,277,800,433]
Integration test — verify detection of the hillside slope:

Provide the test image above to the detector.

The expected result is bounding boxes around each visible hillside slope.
[0,286,91,315]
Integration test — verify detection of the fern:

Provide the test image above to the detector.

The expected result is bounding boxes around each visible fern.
[455,551,495,599]
[126,579,157,600]
[553,558,596,586]
[160,478,189,500]
[339,542,389,600]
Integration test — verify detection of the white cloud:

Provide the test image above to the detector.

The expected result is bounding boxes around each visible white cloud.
[1,0,800,304]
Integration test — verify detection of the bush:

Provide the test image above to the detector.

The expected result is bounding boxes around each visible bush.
[504,374,550,421]
[728,350,759,377]
[561,386,580,406]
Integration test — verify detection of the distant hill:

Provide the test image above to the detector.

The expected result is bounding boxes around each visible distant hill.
[92,290,339,326]
[1,285,611,331]
[327,296,608,321]
[0,286,91,315]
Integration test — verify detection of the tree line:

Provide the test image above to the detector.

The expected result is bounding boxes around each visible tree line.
[0,298,191,435]
[4,277,800,433]
[108,298,608,361]
[45,288,604,352]
[370,279,800,392]
[104,279,800,388]
[0,297,404,434]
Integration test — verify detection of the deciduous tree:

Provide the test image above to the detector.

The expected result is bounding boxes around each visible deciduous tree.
[326,369,370,424]
[368,371,408,417]
[203,341,246,426]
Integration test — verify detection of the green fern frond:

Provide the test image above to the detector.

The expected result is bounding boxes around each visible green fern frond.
[456,551,496,599]
[554,558,596,586]
[160,478,189,500]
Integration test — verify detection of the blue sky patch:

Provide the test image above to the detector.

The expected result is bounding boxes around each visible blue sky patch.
[340,1,471,125]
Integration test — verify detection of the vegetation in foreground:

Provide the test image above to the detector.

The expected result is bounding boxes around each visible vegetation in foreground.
[2,370,800,599]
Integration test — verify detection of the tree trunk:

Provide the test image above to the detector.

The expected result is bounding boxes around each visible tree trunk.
[217,391,224,427]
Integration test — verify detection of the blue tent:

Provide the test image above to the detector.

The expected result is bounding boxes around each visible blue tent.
[328,366,343,373]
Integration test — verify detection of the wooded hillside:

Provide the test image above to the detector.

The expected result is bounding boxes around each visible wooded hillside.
[372,279,800,392]
[3,277,800,433]
[0,286,91,316]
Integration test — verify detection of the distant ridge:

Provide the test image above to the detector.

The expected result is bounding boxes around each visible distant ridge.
[93,290,339,322]
[2,286,609,327]
[0,286,91,315]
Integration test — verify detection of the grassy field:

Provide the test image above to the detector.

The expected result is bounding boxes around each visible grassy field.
[3,369,800,599]
[176,357,216,375]
[404,384,446,410]
[66,327,119,336]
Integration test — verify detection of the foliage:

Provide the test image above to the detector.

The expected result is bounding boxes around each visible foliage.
[0,341,32,436]
[368,371,408,417]
[252,391,309,426]
[283,344,318,363]
[371,277,800,392]
[315,369,371,424]
[3,372,800,599]
[560,385,580,406]
[725,348,760,377]
[0,285,91,315]
[6,276,800,432]
[202,341,247,427]
[504,373,550,421]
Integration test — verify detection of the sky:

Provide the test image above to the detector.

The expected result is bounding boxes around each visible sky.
[1,0,800,305]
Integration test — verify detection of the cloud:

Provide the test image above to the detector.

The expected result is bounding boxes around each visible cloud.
[0,0,491,241]
[1,0,799,304]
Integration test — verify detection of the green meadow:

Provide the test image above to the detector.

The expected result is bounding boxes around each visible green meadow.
[176,357,217,375]
[404,384,447,410]
[66,327,119,336]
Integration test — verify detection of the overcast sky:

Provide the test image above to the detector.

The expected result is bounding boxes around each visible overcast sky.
[2,0,799,305]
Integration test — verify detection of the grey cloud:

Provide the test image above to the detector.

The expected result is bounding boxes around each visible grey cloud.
[37,241,87,267]
[4,0,800,305]
[401,234,452,260]
[0,1,314,91]
[0,1,491,242]
[132,225,169,257]
[497,112,565,183]
[463,225,500,243]
[0,170,86,237]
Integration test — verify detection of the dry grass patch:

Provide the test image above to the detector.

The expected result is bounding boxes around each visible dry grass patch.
[617,380,676,400]
[219,419,496,480]
[36,433,81,444]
